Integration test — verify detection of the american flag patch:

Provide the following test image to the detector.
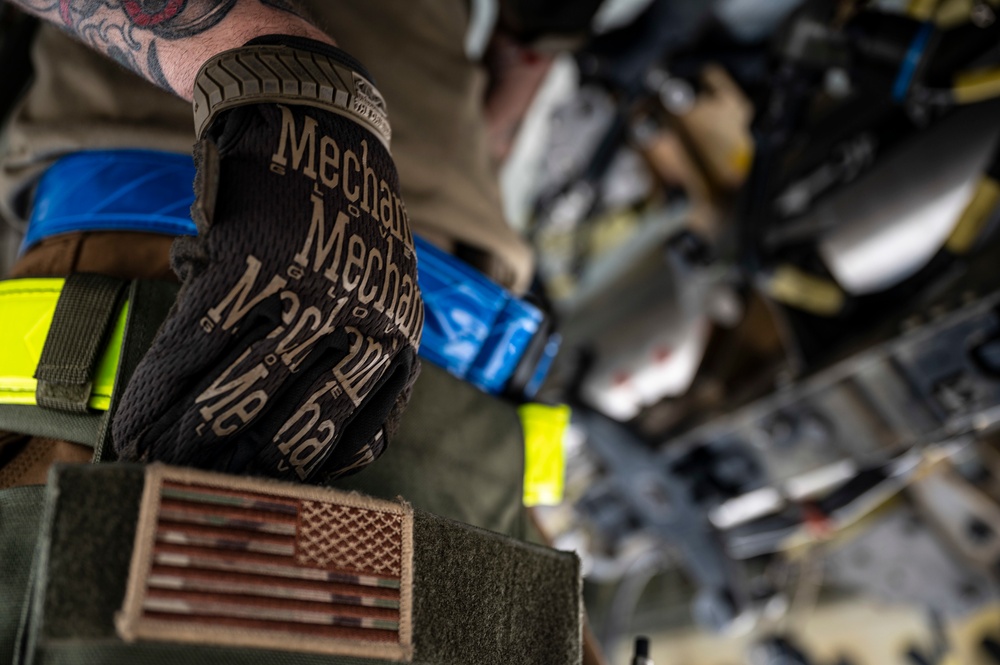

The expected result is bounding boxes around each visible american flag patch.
[116,464,413,661]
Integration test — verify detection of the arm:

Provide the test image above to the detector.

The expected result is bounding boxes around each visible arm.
[10,0,333,100]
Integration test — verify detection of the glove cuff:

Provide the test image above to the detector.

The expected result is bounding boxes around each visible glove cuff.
[191,38,391,148]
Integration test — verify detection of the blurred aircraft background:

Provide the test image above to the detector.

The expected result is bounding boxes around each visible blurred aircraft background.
[4,0,1000,662]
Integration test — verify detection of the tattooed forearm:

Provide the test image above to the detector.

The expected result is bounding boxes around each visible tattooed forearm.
[11,0,331,99]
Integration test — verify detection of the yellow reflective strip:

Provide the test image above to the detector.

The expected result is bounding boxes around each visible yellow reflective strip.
[0,279,65,406]
[765,265,846,316]
[519,403,571,507]
[90,299,129,410]
[0,278,126,411]
[945,176,1000,254]
[953,66,1000,104]
[934,0,973,28]
[907,0,940,20]
[936,0,1000,27]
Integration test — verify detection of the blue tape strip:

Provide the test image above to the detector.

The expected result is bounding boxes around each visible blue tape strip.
[23,150,200,251]
[24,149,559,398]
[892,22,934,103]
[524,333,561,399]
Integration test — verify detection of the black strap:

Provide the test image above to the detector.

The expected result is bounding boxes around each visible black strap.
[93,280,179,462]
[34,274,127,413]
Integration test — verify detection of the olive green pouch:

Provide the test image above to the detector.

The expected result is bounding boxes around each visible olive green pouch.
[17,463,582,665]
[0,484,46,660]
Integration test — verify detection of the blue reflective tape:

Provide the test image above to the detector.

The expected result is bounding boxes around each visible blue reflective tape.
[414,234,550,395]
[466,293,544,394]
[413,234,509,380]
[523,333,561,399]
[892,22,933,103]
[23,150,199,252]
[24,149,559,398]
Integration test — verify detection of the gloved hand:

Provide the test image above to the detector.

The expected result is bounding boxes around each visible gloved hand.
[113,38,422,483]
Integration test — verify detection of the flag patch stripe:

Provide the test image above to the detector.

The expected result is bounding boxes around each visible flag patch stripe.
[141,612,401,643]
[152,551,400,588]
[161,485,300,514]
[146,573,400,608]
[156,528,297,556]
[162,481,298,507]
[148,565,401,600]
[154,520,296,544]
[158,506,297,536]
[143,592,398,626]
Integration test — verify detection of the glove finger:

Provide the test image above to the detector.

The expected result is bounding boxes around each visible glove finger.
[247,338,417,482]
[139,311,287,468]
[320,349,419,481]
[130,296,362,472]
[205,335,349,477]
[113,272,285,460]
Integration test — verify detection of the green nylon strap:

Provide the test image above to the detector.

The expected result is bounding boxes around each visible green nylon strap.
[35,274,128,413]
[0,405,104,448]
[0,279,178,448]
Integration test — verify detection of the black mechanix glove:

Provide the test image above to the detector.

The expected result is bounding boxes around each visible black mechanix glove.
[113,38,423,483]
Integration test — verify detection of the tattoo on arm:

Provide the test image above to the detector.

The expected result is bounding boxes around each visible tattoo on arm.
[259,0,305,19]
[146,40,173,91]
[13,0,308,95]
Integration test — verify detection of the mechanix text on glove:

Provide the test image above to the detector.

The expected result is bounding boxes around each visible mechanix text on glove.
[113,42,422,483]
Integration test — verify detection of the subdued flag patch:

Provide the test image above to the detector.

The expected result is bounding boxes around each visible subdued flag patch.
[116,464,413,661]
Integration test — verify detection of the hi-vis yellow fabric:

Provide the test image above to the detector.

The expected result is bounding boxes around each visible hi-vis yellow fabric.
[0,278,127,411]
[519,403,571,507]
